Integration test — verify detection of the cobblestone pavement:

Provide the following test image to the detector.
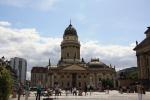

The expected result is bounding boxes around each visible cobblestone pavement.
[10,90,150,100]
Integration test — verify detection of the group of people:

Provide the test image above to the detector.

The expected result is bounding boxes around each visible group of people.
[64,85,93,96]
[118,83,145,100]
[12,83,30,100]
[13,82,146,100]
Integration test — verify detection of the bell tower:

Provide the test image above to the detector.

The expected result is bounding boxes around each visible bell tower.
[60,23,80,63]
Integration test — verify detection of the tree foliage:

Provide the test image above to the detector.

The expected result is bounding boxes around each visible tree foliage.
[0,66,13,100]
[102,79,113,88]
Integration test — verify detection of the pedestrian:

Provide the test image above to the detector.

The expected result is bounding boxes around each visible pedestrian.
[65,88,68,96]
[36,82,41,100]
[137,84,143,100]
[89,85,92,96]
[78,88,82,96]
[84,85,88,96]
[17,83,23,100]
[106,85,109,94]
[25,83,30,100]
[55,86,59,96]
[73,87,77,96]
[59,88,62,96]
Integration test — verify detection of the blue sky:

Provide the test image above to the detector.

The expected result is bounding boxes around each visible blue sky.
[0,0,150,78]
[0,0,149,44]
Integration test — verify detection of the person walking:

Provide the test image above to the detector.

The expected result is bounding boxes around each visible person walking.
[84,85,88,96]
[106,85,109,94]
[73,87,77,96]
[89,85,92,96]
[36,82,42,100]
[25,83,30,100]
[137,84,143,100]
[17,83,23,100]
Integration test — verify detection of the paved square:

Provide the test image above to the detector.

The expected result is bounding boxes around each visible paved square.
[10,90,150,100]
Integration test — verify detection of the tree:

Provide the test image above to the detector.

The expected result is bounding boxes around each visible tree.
[102,79,113,89]
[0,66,13,100]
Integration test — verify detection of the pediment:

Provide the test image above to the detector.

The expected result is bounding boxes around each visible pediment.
[62,65,87,71]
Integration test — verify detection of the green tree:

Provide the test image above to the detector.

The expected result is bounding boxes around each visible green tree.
[102,79,113,88]
[0,66,13,100]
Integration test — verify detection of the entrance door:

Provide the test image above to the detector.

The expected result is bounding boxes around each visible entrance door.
[72,73,77,87]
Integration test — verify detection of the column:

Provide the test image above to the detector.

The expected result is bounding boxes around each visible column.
[51,74,54,88]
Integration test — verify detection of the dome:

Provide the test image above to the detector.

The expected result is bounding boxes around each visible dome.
[63,24,78,37]
[88,58,108,68]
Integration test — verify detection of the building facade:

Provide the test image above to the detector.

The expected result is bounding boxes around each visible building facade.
[134,27,150,89]
[10,57,27,84]
[31,23,116,89]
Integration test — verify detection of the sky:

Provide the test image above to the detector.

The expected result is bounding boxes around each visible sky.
[0,0,150,79]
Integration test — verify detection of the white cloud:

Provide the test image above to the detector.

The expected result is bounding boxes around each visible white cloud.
[81,41,136,70]
[0,21,11,26]
[0,21,137,79]
[0,0,59,11]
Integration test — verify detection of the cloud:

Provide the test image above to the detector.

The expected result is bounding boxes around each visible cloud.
[0,21,62,70]
[0,21,11,26]
[0,21,137,79]
[81,41,136,70]
[0,0,59,11]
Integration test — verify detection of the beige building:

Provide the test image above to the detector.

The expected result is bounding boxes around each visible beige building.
[31,23,116,89]
[134,27,150,89]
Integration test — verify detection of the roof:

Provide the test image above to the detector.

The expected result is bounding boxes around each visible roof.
[63,24,78,37]
[134,37,150,50]
[87,58,108,68]
[31,67,48,73]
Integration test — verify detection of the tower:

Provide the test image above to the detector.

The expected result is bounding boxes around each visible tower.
[60,23,80,63]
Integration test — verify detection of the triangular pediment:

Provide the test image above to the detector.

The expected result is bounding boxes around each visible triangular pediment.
[62,65,87,71]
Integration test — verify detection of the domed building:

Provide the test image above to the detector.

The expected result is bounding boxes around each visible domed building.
[31,23,116,90]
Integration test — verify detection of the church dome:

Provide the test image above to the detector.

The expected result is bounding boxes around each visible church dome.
[63,24,78,37]
[88,58,108,68]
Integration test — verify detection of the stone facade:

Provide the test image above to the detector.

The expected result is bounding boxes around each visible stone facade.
[31,67,48,88]
[134,27,150,89]
[31,23,116,90]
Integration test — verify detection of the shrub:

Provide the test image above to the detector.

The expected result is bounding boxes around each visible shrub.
[0,66,13,100]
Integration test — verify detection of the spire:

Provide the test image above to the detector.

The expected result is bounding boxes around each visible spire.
[136,41,138,46]
[49,58,51,66]
[70,19,71,25]
[114,65,116,69]
[69,19,72,27]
